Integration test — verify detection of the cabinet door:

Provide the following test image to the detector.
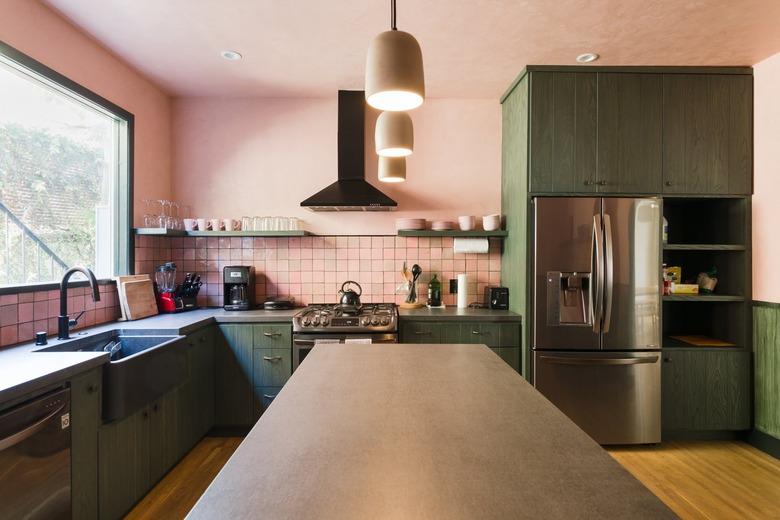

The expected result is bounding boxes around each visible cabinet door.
[401,321,442,343]
[529,72,598,193]
[192,329,215,440]
[499,347,521,372]
[253,386,282,420]
[705,350,750,430]
[597,73,663,193]
[253,349,292,387]
[215,324,254,427]
[499,323,522,348]
[663,74,753,195]
[253,323,292,349]
[98,407,150,520]
[148,391,181,485]
[70,368,101,520]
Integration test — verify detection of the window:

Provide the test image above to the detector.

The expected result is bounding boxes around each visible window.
[0,42,132,288]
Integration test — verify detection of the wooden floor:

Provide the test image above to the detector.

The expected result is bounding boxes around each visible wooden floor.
[126,437,780,519]
[125,436,242,520]
[608,441,780,519]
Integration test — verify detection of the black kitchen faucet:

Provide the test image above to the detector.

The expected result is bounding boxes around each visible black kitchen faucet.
[57,266,100,340]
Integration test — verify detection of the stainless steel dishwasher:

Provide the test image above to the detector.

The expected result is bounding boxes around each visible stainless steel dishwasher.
[0,387,71,519]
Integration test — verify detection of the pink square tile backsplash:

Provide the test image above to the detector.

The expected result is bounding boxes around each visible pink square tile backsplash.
[0,234,502,349]
[134,235,502,309]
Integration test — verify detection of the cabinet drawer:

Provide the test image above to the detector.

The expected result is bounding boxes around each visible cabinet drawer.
[452,322,500,347]
[253,324,291,349]
[253,386,282,419]
[252,349,292,387]
[401,321,442,343]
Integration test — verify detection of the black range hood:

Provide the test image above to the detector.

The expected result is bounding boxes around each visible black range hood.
[301,90,397,211]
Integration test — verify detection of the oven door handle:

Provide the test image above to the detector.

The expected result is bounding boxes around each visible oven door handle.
[293,338,317,346]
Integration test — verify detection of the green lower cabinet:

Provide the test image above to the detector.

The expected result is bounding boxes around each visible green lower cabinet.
[215,324,254,427]
[253,386,282,420]
[662,349,750,431]
[98,406,151,520]
[70,368,102,520]
[148,392,181,484]
[400,320,522,373]
[253,348,292,387]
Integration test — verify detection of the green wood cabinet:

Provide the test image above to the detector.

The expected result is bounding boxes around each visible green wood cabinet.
[518,67,753,196]
[70,368,101,520]
[98,406,151,520]
[529,72,598,193]
[215,323,292,427]
[662,74,753,195]
[215,324,254,427]
[400,320,522,373]
[597,73,663,194]
[662,349,750,432]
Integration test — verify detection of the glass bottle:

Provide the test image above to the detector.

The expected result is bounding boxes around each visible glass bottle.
[427,274,442,307]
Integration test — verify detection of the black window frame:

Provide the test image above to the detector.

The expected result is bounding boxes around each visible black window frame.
[0,40,134,294]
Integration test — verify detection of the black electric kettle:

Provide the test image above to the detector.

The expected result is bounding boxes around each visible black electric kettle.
[338,281,362,308]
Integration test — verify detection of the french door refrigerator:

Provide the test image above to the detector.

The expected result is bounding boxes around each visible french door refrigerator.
[533,197,662,445]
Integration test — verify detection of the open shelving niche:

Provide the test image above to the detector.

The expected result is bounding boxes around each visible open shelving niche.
[134,228,508,239]
[661,197,751,351]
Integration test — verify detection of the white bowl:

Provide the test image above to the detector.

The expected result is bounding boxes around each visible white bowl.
[458,216,476,231]
[482,214,502,231]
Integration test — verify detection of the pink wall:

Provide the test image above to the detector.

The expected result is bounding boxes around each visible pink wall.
[171,97,501,235]
[753,51,780,303]
[0,0,172,226]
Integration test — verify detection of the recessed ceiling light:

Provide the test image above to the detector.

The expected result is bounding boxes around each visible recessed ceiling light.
[221,50,243,61]
[576,53,600,63]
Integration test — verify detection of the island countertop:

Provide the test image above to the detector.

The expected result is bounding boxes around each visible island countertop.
[188,343,672,519]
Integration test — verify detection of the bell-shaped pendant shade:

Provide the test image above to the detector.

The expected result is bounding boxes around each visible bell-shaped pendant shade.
[378,156,406,183]
[375,111,413,157]
[365,30,425,111]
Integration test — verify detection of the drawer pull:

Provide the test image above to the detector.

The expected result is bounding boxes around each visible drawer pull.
[263,332,282,338]
[263,394,277,400]
[263,356,283,362]
[414,331,431,335]
[471,330,481,335]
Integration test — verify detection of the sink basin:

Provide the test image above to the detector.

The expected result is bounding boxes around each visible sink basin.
[35,329,187,422]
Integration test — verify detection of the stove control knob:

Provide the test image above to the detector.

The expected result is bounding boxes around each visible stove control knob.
[303,317,311,327]
[361,317,371,326]
[371,317,380,326]
[380,317,390,326]
[312,317,320,326]
[321,317,329,326]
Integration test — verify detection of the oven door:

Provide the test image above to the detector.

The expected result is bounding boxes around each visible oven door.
[293,333,398,371]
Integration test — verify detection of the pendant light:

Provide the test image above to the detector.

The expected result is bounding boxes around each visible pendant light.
[365,0,425,111]
[378,156,406,183]
[375,111,413,157]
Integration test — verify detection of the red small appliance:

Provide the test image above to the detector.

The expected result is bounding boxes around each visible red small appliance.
[155,262,200,313]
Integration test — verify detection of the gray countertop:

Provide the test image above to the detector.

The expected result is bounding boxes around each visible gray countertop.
[187,344,672,520]
[0,306,520,404]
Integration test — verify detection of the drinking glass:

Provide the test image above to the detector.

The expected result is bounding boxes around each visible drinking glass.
[241,217,253,231]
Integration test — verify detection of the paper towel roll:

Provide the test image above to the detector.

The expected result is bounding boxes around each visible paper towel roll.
[453,238,489,254]
[457,273,468,308]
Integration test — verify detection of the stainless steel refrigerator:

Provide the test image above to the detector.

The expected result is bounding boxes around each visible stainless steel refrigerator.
[533,197,662,445]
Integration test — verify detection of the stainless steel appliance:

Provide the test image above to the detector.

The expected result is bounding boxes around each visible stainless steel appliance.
[533,197,662,445]
[0,387,71,519]
[292,303,398,370]
[223,266,255,311]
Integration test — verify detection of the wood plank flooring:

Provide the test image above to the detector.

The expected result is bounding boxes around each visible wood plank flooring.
[608,441,780,519]
[125,436,242,520]
[126,437,780,519]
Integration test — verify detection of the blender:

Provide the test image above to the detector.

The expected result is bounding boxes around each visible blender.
[154,262,201,313]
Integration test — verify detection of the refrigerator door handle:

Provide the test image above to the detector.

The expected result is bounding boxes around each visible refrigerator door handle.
[603,213,614,333]
[538,355,659,366]
[590,214,604,333]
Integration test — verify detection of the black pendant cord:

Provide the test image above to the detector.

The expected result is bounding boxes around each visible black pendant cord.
[391,0,397,30]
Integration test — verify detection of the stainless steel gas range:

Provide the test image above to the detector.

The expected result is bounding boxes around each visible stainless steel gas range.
[292,303,398,370]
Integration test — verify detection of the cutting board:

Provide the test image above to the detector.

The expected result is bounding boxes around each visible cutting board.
[122,279,158,320]
[115,275,151,320]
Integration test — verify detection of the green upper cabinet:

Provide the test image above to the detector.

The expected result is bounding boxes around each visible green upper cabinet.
[516,66,753,196]
[596,73,663,194]
[662,74,753,195]
[529,72,597,193]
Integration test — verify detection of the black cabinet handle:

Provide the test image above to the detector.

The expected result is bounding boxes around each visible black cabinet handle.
[152,403,159,412]
[663,357,671,362]
[86,384,97,394]
[142,411,149,419]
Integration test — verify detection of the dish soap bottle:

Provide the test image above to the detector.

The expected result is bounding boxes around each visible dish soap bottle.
[427,274,442,307]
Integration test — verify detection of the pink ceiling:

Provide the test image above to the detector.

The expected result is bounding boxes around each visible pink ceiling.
[43,0,780,98]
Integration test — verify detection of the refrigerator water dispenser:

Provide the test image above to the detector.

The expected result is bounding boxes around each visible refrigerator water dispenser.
[546,271,590,326]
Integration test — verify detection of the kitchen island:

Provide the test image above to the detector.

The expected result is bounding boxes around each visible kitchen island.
[188,343,673,519]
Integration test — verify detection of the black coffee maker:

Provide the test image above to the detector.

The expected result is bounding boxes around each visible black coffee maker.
[223,266,255,311]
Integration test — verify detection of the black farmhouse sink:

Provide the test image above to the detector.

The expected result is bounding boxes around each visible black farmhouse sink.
[35,329,187,422]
